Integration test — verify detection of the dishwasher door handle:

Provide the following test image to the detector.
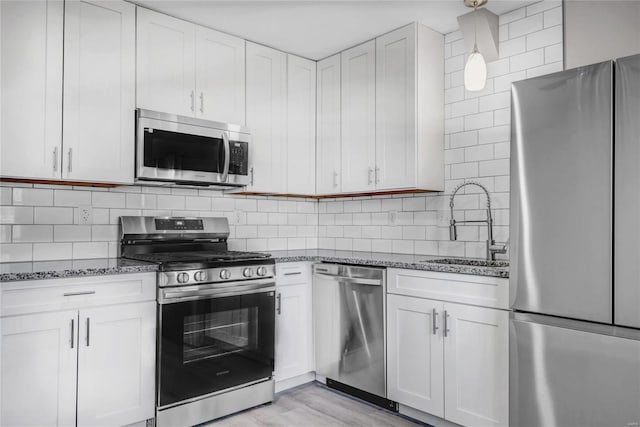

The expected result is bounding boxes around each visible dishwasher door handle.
[312,273,382,286]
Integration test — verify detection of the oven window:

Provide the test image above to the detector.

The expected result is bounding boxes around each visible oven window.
[159,291,275,407]
[183,308,258,364]
[143,128,224,173]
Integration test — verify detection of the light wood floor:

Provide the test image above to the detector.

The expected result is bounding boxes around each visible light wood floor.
[209,382,424,426]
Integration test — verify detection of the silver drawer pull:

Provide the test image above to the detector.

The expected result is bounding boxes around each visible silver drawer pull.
[70,319,75,349]
[63,291,96,297]
[284,272,302,276]
[86,317,90,347]
[432,308,439,335]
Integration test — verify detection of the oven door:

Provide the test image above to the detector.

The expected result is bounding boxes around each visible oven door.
[136,112,249,187]
[158,288,275,408]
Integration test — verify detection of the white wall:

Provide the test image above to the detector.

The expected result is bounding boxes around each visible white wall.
[317,0,564,258]
[565,0,640,69]
[0,184,318,262]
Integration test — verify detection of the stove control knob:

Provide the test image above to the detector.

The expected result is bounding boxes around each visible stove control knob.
[177,272,190,284]
[257,266,268,277]
[243,267,254,278]
[194,271,206,282]
[219,269,231,280]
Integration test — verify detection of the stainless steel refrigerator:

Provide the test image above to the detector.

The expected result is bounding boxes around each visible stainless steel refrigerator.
[510,54,640,427]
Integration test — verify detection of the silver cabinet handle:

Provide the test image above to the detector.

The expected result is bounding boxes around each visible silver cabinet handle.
[276,293,282,315]
[63,290,96,297]
[375,167,380,184]
[368,167,374,185]
[250,167,254,186]
[190,90,195,112]
[444,310,450,337]
[333,171,338,188]
[200,92,204,113]
[85,317,90,347]
[432,308,439,335]
[221,131,230,183]
[284,272,302,276]
[53,147,58,172]
[70,319,75,349]
[67,148,72,173]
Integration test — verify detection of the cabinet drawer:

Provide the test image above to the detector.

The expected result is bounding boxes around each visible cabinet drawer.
[276,262,311,286]
[1,273,156,317]
[387,268,509,310]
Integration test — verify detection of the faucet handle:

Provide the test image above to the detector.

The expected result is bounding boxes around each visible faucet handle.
[449,219,457,241]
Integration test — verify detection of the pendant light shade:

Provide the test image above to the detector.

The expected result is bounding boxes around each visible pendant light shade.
[464,45,487,91]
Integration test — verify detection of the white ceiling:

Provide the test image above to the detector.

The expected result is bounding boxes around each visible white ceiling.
[134,0,535,60]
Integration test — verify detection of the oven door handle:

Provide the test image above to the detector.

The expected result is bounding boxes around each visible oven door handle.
[221,131,230,183]
[160,279,275,304]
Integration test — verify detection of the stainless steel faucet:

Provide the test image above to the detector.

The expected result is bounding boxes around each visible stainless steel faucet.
[449,181,507,261]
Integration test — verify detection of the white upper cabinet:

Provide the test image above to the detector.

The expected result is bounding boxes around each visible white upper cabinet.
[63,0,135,184]
[136,8,196,117]
[287,55,316,195]
[375,25,417,190]
[137,7,246,125]
[0,0,63,180]
[341,40,376,193]
[246,42,287,193]
[316,54,342,195]
[375,23,444,192]
[195,26,246,125]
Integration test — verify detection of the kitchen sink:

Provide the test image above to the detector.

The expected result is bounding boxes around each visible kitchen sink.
[421,258,509,268]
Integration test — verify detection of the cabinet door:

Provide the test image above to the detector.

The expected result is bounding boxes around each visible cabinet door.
[443,303,508,427]
[376,25,416,190]
[136,7,196,117]
[77,302,156,427]
[316,54,342,195]
[287,55,316,195]
[0,0,63,180]
[1,310,78,427]
[195,26,245,125]
[63,0,135,184]
[275,283,313,381]
[341,41,376,193]
[246,42,287,193]
[387,294,444,417]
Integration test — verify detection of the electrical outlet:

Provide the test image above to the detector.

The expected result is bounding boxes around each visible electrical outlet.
[78,205,92,225]
[388,210,398,225]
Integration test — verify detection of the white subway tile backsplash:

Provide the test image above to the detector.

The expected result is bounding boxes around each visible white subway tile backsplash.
[0,187,12,205]
[510,49,545,72]
[450,99,479,118]
[12,225,53,243]
[0,225,11,243]
[33,242,72,261]
[13,188,53,206]
[543,6,562,28]
[450,131,478,148]
[465,144,494,162]
[126,193,157,209]
[499,37,526,58]
[54,189,91,207]
[479,125,510,144]
[494,108,511,126]
[544,43,563,64]
[54,225,91,242]
[91,225,119,241]
[92,192,125,208]
[465,112,494,130]
[526,1,561,16]
[451,162,479,179]
[526,25,562,50]
[35,207,73,225]
[1,243,33,262]
[1,206,34,224]
[157,195,185,210]
[445,54,465,74]
[494,70,527,92]
[500,7,526,24]
[73,242,109,259]
[509,13,543,38]
[526,61,562,79]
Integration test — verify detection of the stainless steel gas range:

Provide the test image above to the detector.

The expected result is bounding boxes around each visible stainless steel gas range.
[120,216,275,427]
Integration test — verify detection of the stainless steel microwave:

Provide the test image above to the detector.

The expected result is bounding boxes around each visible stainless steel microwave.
[135,109,250,188]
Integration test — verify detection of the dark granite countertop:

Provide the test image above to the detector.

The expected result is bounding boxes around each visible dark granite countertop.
[0,258,159,282]
[265,249,509,279]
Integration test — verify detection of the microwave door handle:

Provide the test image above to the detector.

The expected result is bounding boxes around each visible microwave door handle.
[221,131,230,183]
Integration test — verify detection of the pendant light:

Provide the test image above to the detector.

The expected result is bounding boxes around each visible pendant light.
[464,0,487,91]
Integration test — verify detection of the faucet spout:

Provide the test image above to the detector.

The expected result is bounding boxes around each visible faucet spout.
[449,181,500,260]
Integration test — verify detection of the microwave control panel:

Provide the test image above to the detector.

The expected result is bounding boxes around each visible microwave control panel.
[228,141,249,175]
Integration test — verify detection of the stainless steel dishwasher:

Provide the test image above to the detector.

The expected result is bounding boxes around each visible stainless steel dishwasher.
[312,263,397,411]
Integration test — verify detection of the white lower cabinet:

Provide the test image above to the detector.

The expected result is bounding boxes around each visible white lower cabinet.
[387,293,509,427]
[76,302,156,427]
[0,310,78,427]
[0,273,156,427]
[274,263,313,390]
